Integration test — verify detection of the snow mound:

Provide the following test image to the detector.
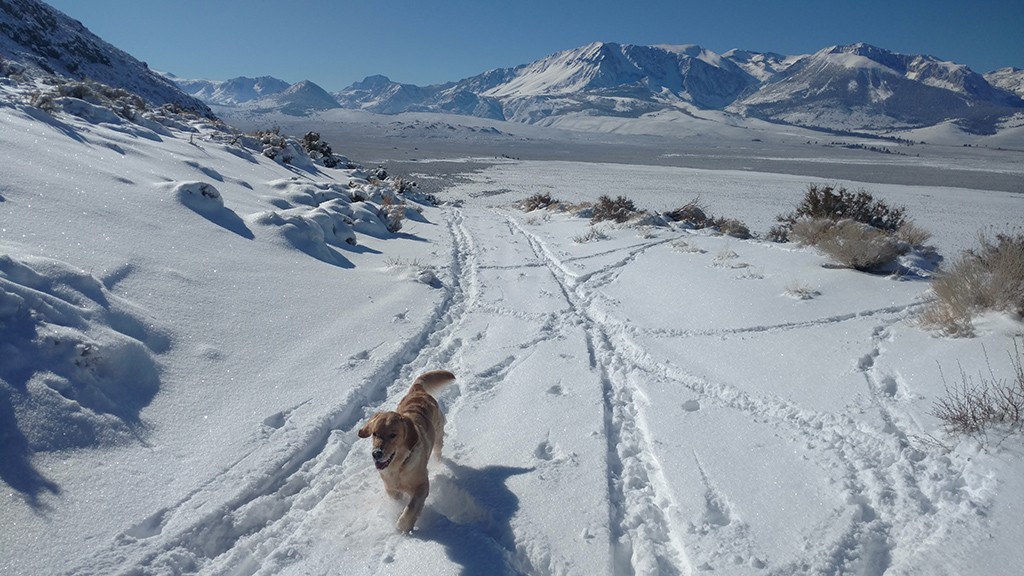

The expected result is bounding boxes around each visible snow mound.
[0,254,165,461]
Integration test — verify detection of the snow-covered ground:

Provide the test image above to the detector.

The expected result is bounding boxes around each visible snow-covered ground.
[2,89,1024,576]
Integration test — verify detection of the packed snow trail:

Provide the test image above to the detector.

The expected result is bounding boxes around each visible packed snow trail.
[67,203,998,576]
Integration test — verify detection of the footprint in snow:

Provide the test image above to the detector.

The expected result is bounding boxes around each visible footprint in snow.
[534,440,556,461]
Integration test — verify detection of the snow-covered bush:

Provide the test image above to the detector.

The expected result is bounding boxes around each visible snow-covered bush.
[920,232,1024,335]
[301,131,347,168]
[664,200,709,228]
[30,78,146,121]
[573,227,609,243]
[1,54,25,79]
[379,195,405,233]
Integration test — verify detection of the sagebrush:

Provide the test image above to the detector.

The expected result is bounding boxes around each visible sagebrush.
[774,185,929,271]
[920,232,1024,335]
[520,193,557,212]
[591,195,638,223]
[777,184,907,233]
[933,339,1024,442]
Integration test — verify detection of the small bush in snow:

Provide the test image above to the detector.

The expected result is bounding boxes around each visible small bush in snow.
[573,227,608,243]
[709,217,752,239]
[784,280,821,300]
[301,131,343,168]
[664,199,709,228]
[816,220,903,272]
[896,220,933,247]
[520,193,557,212]
[932,339,1024,442]
[773,184,918,245]
[591,195,638,224]
[778,184,907,233]
[789,217,837,246]
[920,232,1024,336]
[664,198,750,238]
[379,195,405,233]
[30,78,147,120]
[1,55,25,79]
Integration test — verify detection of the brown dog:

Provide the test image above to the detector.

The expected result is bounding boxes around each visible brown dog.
[357,369,455,532]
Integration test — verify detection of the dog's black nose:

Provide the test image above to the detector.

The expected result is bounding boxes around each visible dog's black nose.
[372,448,383,460]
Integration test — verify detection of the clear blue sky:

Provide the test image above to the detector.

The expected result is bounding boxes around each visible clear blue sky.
[46,0,1024,91]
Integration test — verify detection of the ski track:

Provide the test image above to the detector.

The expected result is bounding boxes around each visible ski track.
[504,211,984,575]
[68,205,987,575]
[508,215,691,576]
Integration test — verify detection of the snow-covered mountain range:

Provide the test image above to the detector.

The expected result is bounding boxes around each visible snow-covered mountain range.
[174,41,1024,136]
[0,0,211,115]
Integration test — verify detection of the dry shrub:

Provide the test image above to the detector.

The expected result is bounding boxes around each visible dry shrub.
[920,232,1024,335]
[664,199,709,227]
[520,193,556,212]
[933,339,1024,442]
[772,184,920,247]
[709,217,751,239]
[379,195,405,233]
[790,218,837,245]
[591,195,638,224]
[665,198,750,238]
[816,220,902,271]
[896,220,932,247]
[779,184,907,232]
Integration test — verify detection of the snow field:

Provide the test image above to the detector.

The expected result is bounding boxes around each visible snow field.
[3,92,1024,576]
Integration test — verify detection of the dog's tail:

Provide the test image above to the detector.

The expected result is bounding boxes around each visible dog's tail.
[413,369,455,396]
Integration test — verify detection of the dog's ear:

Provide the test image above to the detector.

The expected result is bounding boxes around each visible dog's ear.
[402,415,419,451]
[358,413,379,438]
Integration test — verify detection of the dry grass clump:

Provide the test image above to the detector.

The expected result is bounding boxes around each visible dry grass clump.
[933,339,1024,443]
[920,232,1024,335]
[710,217,751,239]
[573,227,609,243]
[815,220,903,272]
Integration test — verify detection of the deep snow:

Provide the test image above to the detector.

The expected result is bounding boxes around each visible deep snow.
[2,84,1024,576]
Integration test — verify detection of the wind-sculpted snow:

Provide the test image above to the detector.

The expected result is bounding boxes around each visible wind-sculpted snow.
[0,254,165,506]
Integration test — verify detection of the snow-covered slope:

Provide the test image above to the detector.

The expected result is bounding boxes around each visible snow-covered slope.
[986,67,1024,98]
[0,0,211,115]
[168,74,292,106]
[735,43,1024,133]
[171,75,340,117]
[333,74,505,119]
[322,41,1023,136]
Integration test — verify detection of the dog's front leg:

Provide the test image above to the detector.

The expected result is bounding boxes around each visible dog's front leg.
[396,479,428,533]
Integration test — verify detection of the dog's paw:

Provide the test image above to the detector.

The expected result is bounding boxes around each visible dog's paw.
[395,513,416,534]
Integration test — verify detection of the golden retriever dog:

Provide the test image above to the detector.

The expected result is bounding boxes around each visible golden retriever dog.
[358,369,455,532]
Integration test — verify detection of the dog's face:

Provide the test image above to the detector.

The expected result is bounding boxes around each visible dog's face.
[357,411,418,471]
